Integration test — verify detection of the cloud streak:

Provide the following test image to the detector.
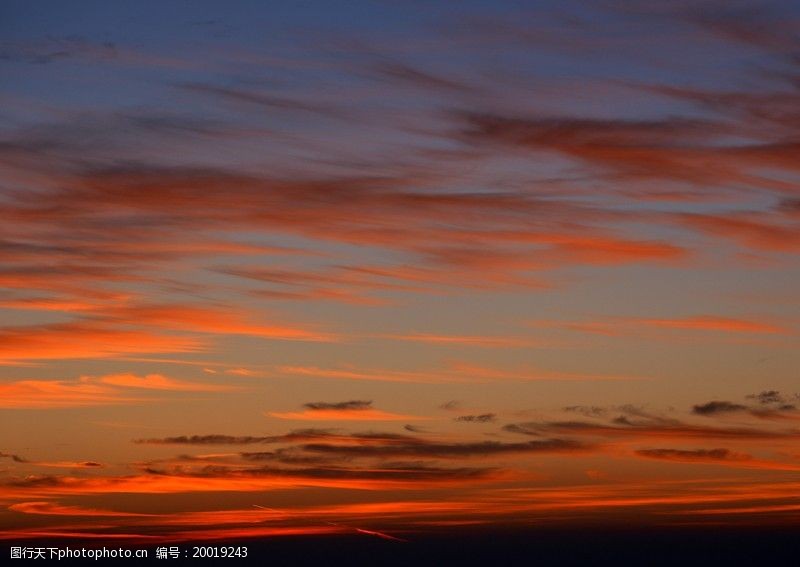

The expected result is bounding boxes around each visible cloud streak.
[0,373,237,408]
[268,400,428,421]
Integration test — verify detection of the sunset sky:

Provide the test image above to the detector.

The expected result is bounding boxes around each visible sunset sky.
[1,0,799,546]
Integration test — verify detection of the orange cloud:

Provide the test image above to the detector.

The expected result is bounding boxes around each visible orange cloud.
[0,465,497,499]
[4,8,800,543]
[632,315,789,334]
[9,501,150,517]
[0,265,135,296]
[634,448,800,472]
[0,372,236,408]
[224,368,262,377]
[0,378,137,409]
[30,461,105,469]
[0,321,202,362]
[536,234,686,265]
[98,373,237,392]
[101,303,336,342]
[678,213,800,252]
[5,475,800,540]
[0,297,109,313]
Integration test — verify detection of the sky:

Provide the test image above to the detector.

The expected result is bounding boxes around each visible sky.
[0,0,799,546]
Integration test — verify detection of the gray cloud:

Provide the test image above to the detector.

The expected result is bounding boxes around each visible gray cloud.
[692,401,748,416]
[302,438,587,458]
[304,400,373,411]
[454,413,497,423]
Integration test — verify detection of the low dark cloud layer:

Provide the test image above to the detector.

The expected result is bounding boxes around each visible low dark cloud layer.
[692,401,748,416]
[304,400,373,411]
[302,438,586,458]
[134,429,335,445]
[693,393,799,419]
[503,420,793,440]
[635,448,748,462]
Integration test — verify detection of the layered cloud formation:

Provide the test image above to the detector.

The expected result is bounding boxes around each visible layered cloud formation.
[1,0,799,545]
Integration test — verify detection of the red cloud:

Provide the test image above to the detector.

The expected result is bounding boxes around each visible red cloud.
[98,373,237,392]
[0,373,237,408]
[0,321,202,362]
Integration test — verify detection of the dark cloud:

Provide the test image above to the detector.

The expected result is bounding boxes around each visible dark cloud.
[0,452,27,463]
[239,449,340,466]
[687,394,799,420]
[1,475,65,488]
[612,405,680,426]
[504,419,794,440]
[561,404,680,428]
[345,431,428,444]
[135,434,284,445]
[507,395,800,442]
[692,400,749,416]
[502,423,541,436]
[134,429,335,445]
[301,438,586,458]
[137,427,546,477]
[747,390,786,405]
[739,391,799,417]
[146,462,495,482]
[563,405,607,418]
[635,448,749,462]
[135,429,431,447]
[454,413,496,423]
[304,400,372,411]
[0,452,100,468]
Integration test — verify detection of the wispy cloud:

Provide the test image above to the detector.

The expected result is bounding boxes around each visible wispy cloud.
[0,322,203,362]
[535,315,792,338]
[268,400,429,421]
[276,362,643,384]
[98,373,238,392]
[9,501,151,517]
[0,378,139,409]
[0,373,237,408]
